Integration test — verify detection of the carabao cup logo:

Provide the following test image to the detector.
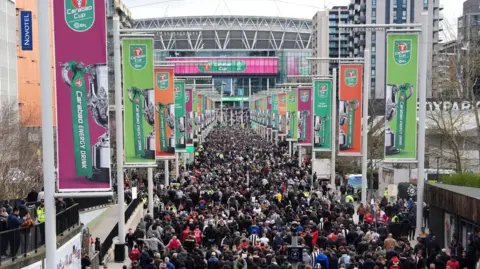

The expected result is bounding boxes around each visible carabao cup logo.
[318,84,328,98]
[288,95,296,104]
[394,40,412,65]
[65,0,95,32]
[300,90,309,102]
[157,72,169,90]
[130,45,147,70]
[345,69,358,87]
[174,86,182,99]
[280,96,286,104]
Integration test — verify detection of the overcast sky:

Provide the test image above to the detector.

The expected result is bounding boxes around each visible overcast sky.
[122,0,463,37]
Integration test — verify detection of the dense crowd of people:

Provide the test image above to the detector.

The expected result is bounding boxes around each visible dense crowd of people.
[115,125,480,269]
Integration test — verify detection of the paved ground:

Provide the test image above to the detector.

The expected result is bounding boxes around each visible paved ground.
[80,207,109,227]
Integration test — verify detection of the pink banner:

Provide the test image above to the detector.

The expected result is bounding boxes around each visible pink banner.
[186,89,193,146]
[53,0,111,191]
[297,87,313,145]
[167,57,278,75]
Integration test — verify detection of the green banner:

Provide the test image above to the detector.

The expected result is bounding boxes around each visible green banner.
[199,60,246,73]
[68,61,92,177]
[122,38,155,165]
[175,81,186,152]
[286,90,298,141]
[272,94,278,131]
[385,34,419,161]
[313,80,332,151]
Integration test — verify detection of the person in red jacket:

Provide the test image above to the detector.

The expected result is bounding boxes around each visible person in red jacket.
[167,236,181,252]
[364,212,374,225]
[182,226,191,242]
[446,256,460,269]
[193,226,203,244]
[128,245,140,262]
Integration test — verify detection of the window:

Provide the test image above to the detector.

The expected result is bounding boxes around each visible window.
[372,10,376,18]
[372,0,376,8]
[424,0,428,9]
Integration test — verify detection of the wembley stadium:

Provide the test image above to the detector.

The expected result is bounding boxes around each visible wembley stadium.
[132,15,313,104]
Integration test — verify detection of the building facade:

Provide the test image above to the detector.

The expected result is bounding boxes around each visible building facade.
[133,16,314,98]
[0,0,18,117]
[15,0,55,127]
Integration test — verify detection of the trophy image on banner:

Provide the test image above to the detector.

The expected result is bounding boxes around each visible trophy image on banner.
[298,110,310,142]
[155,102,176,154]
[338,99,359,150]
[176,112,186,148]
[194,112,201,137]
[286,111,296,138]
[60,61,110,182]
[385,84,414,155]
[272,113,277,130]
[278,114,284,132]
[127,87,155,159]
[314,115,329,147]
[187,111,194,143]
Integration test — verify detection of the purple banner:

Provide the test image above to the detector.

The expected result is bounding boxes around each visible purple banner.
[287,56,311,76]
[297,88,313,145]
[186,89,193,146]
[53,0,111,191]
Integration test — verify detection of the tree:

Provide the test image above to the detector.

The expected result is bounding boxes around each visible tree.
[0,101,43,199]
[429,41,480,171]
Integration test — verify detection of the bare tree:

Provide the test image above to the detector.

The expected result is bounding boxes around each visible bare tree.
[0,101,43,199]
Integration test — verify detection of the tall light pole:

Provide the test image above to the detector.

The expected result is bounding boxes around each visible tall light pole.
[38,0,56,266]
[361,49,371,204]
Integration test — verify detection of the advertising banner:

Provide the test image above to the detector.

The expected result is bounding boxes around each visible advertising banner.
[272,94,278,131]
[278,93,287,135]
[154,67,175,159]
[20,11,33,51]
[338,64,363,156]
[287,56,310,76]
[197,93,203,135]
[286,90,298,141]
[174,81,187,152]
[313,79,333,151]
[186,89,193,147]
[167,57,278,75]
[267,95,272,129]
[297,88,312,145]
[53,0,111,191]
[122,38,156,165]
[192,90,198,139]
[384,34,419,162]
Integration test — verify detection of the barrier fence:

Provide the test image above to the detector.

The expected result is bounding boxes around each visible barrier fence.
[0,204,80,265]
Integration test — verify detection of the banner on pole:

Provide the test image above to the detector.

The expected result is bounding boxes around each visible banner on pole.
[186,89,193,147]
[192,90,198,140]
[297,88,312,145]
[286,90,298,141]
[197,93,203,135]
[122,38,156,165]
[384,33,419,162]
[154,67,175,159]
[267,96,272,129]
[278,93,287,135]
[313,80,333,152]
[174,80,187,152]
[338,64,363,156]
[272,94,278,131]
[53,0,111,191]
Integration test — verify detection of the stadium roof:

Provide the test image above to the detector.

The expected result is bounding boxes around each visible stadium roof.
[122,0,338,20]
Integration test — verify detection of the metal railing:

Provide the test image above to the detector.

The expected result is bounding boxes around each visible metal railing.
[0,204,80,265]
[99,194,142,263]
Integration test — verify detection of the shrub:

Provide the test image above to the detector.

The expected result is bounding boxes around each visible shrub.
[440,173,480,188]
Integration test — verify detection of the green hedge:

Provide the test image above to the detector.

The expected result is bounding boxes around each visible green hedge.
[440,173,480,188]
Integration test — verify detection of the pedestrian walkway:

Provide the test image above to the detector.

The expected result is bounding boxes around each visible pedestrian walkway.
[89,204,120,242]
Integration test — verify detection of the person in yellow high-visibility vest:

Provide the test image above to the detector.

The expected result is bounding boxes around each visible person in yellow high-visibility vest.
[384,188,388,197]
[37,201,45,244]
[345,194,354,203]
